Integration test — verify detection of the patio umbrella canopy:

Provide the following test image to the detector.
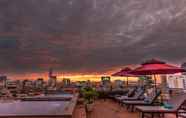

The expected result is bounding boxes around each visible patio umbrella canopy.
[132,59,185,75]
[112,67,136,86]
[112,67,133,76]
[131,59,186,90]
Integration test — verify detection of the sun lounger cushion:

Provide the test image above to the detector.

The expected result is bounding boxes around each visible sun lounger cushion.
[144,96,151,103]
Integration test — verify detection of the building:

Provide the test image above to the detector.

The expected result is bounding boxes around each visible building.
[48,68,57,88]
[6,80,20,91]
[35,78,44,90]
[48,77,57,88]
[0,75,7,89]
[181,63,186,75]
[62,78,71,87]
[167,75,186,89]
[114,80,124,88]
[22,79,34,92]
[101,76,111,88]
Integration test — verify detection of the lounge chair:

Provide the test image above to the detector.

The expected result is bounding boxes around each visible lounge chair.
[122,89,161,111]
[115,87,144,103]
[179,101,186,118]
[136,94,186,118]
[179,113,186,118]
[108,89,128,99]
[112,87,135,99]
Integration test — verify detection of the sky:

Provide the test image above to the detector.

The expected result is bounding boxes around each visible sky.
[0,0,186,79]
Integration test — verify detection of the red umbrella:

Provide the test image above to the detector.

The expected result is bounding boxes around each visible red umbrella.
[112,67,136,86]
[131,59,186,90]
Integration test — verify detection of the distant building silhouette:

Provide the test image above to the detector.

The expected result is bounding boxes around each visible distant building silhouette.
[22,79,34,91]
[62,78,71,87]
[181,63,186,75]
[48,68,57,88]
[0,75,7,89]
[49,68,53,78]
[6,80,20,91]
[35,78,44,90]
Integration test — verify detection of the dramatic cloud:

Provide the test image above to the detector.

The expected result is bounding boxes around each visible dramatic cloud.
[0,0,186,76]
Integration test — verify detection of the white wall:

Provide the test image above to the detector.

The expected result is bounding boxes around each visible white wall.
[167,75,186,89]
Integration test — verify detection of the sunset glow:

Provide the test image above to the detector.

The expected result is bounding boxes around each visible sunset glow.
[58,75,139,82]
[0,1,185,82]
[0,1,186,118]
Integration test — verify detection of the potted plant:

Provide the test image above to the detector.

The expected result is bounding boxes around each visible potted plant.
[81,87,98,112]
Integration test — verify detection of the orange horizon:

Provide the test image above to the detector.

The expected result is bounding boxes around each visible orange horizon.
[4,65,138,81]
[6,73,139,82]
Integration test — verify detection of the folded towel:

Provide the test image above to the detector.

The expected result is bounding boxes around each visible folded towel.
[163,103,173,109]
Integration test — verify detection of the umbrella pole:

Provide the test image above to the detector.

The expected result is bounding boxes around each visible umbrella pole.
[127,77,128,86]
[154,74,157,92]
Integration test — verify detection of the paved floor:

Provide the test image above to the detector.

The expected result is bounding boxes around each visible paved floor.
[73,104,86,118]
[88,99,138,118]
[74,99,177,118]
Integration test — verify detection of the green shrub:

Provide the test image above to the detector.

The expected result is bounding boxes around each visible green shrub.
[81,87,98,104]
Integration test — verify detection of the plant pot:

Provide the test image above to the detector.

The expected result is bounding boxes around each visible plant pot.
[86,103,94,112]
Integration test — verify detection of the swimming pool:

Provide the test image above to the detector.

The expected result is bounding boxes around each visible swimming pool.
[0,94,78,118]
[19,93,74,101]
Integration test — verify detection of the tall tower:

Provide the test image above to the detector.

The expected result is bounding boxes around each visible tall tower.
[49,68,53,78]
[48,68,57,88]
[48,68,53,86]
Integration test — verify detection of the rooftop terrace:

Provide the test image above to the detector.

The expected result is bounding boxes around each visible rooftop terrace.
[74,99,177,118]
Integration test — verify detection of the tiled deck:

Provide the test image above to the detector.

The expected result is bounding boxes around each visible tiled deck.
[73,104,86,118]
[74,99,177,118]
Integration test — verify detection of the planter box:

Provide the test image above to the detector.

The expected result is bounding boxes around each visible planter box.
[85,103,94,112]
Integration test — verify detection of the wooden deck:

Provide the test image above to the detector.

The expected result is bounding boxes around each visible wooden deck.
[74,99,177,118]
